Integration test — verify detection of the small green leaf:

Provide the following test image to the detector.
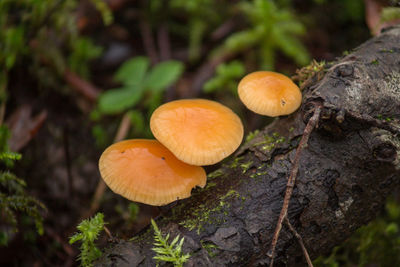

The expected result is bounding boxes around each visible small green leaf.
[144,61,184,93]
[115,57,150,85]
[98,86,144,114]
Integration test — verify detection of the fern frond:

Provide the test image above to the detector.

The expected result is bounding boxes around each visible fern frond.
[151,219,190,267]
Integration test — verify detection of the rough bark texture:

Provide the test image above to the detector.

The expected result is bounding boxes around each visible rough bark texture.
[96,26,400,266]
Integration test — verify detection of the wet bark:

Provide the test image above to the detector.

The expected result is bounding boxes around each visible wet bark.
[96,26,400,266]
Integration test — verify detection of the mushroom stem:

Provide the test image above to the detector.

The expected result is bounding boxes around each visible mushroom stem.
[268,103,322,267]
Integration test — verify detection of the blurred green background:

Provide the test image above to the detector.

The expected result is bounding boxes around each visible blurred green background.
[1,0,400,266]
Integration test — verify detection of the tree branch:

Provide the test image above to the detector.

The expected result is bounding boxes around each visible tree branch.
[96,25,400,267]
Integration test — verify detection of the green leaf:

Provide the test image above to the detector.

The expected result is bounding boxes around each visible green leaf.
[114,57,150,85]
[98,86,144,114]
[144,61,184,93]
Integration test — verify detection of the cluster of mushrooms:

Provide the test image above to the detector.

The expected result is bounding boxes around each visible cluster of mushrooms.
[98,71,302,206]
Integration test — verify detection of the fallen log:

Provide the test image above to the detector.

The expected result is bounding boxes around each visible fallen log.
[96,25,400,266]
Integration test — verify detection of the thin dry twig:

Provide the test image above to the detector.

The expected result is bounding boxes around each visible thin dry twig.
[139,20,159,64]
[284,217,313,267]
[6,105,48,152]
[64,69,100,102]
[0,100,5,126]
[158,24,171,61]
[45,226,75,256]
[268,103,322,267]
[103,225,113,240]
[63,126,73,197]
[85,112,132,218]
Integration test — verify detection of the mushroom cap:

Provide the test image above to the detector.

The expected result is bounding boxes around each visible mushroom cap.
[238,71,302,117]
[98,139,206,206]
[150,99,244,166]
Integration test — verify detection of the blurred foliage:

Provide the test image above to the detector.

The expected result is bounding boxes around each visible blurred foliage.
[0,126,46,246]
[70,213,106,267]
[381,7,400,23]
[203,61,245,94]
[0,0,110,92]
[147,0,309,69]
[314,198,400,267]
[92,56,184,142]
[312,0,364,22]
[168,0,222,62]
[217,0,310,69]
[115,202,139,225]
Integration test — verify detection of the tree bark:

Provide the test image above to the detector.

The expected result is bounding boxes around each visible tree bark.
[96,26,400,266]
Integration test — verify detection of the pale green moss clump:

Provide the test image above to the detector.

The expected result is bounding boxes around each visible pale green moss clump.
[179,190,244,234]
[253,132,286,152]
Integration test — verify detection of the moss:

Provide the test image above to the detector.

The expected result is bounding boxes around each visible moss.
[292,60,326,87]
[380,48,394,53]
[245,130,260,143]
[201,241,219,258]
[130,227,153,243]
[205,182,217,189]
[178,190,243,234]
[207,169,224,180]
[253,132,286,152]
[240,161,253,174]
[370,59,379,65]
[250,169,268,181]
[229,156,244,168]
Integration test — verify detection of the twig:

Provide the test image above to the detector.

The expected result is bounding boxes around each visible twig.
[268,104,322,267]
[85,112,131,218]
[191,52,233,97]
[210,19,236,41]
[0,72,7,126]
[63,126,73,197]
[64,69,100,102]
[284,217,313,267]
[158,24,171,61]
[0,98,5,126]
[45,226,75,256]
[139,20,159,64]
[6,106,47,152]
[104,225,113,239]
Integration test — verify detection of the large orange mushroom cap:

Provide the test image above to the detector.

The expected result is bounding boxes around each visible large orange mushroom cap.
[238,71,302,117]
[98,139,206,206]
[150,99,244,166]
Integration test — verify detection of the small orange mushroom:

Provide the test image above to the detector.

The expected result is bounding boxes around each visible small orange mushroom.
[238,71,302,117]
[150,99,244,166]
[98,139,206,206]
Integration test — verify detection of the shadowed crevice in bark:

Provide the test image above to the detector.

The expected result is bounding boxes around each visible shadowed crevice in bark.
[96,26,400,267]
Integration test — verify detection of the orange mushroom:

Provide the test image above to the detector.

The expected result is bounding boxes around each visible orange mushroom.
[150,99,244,166]
[238,71,302,117]
[98,139,206,206]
